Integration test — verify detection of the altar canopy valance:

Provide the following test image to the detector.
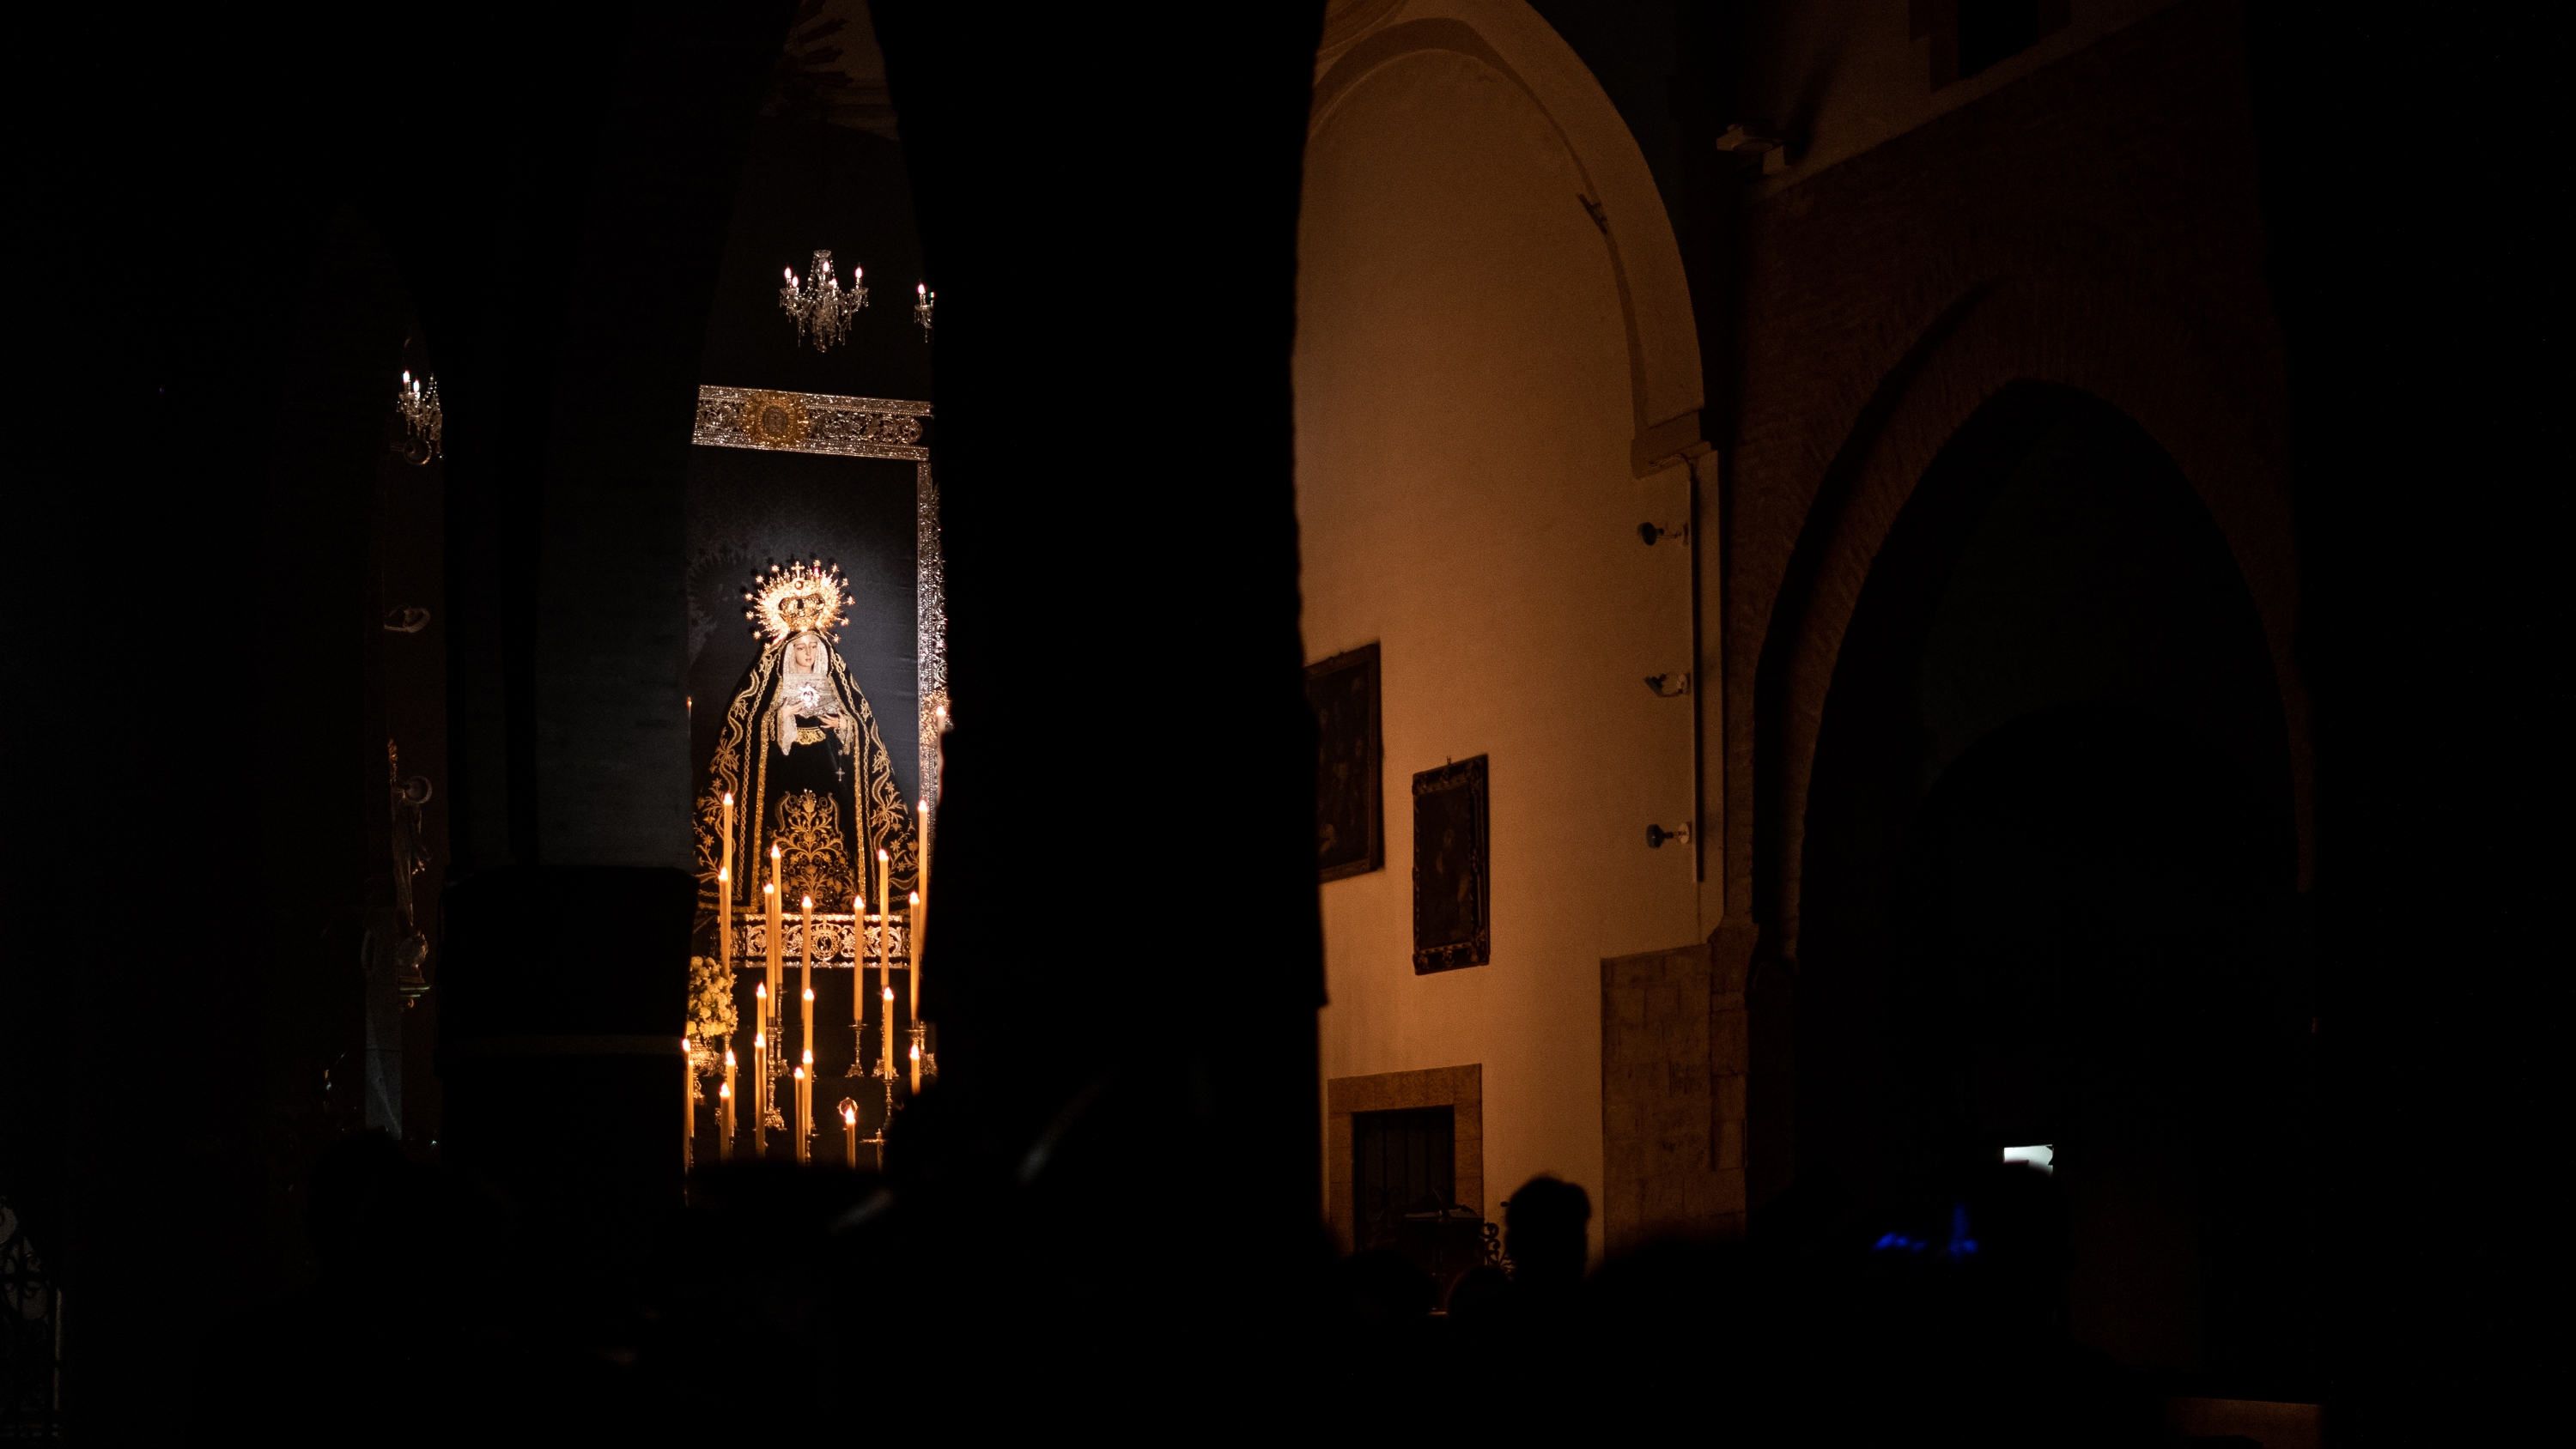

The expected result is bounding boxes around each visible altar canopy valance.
[692,385,931,461]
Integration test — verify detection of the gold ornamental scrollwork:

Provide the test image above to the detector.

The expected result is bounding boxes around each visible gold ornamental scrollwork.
[738,391,813,449]
[775,789,858,906]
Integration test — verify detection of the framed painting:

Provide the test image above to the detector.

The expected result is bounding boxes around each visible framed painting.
[1307,643,1383,883]
[1412,755,1489,973]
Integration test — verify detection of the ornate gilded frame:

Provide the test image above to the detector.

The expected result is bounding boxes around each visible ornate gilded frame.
[691,385,945,822]
[1412,755,1491,973]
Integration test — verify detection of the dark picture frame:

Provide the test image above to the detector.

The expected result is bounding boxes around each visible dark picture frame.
[1412,755,1490,973]
[1307,643,1384,882]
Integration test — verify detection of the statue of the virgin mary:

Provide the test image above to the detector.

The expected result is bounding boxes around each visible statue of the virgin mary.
[696,559,916,946]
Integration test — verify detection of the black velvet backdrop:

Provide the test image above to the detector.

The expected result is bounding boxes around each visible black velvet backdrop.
[684,449,920,807]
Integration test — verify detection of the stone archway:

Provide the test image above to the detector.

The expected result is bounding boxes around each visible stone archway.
[1792,384,2314,1382]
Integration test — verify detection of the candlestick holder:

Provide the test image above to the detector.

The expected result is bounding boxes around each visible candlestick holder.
[848,1022,867,1076]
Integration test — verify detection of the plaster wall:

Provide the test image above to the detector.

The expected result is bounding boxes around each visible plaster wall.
[1295,19,1699,1258]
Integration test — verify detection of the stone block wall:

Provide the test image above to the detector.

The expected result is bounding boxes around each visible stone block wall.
[1600,938,1749,1254]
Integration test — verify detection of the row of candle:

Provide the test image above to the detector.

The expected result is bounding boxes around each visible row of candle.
[696,791,931,1167]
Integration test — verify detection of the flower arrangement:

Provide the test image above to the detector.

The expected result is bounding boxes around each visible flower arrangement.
[687,954,738,1058]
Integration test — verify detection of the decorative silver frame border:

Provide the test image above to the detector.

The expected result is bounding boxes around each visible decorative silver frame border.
[691,385,945,821]
[691,384,931,461]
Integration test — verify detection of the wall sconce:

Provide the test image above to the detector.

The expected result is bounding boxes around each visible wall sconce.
[1637,521,1687,546]
[1644,672,1691,697]
[1646,822,1692,849]
[1716,122,1786,178]
[395,370,441,464]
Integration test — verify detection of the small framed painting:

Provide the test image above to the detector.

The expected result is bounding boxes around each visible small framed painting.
[1412,755,1489,974]
[1307,643,1383,883]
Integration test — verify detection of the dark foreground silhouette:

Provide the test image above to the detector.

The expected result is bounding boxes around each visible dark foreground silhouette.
[225,1107,2267,1446]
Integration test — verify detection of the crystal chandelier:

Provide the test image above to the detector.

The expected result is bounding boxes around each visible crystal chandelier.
[914,282,934,342]
[781,250,867,352]
[396,370,441,464]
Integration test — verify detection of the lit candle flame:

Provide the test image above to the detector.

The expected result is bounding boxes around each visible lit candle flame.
[840,1100,857,1125]
[724,1049,736,1066]
[803,894,812,909]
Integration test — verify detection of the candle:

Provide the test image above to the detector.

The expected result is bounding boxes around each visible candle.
[716,866,732,976]
[720,791,735,969]
[875,847,890,942]
[799,894,815,1088]
[840,1097,859,1167]
[720,1048,737,1161]
[916,797,932,897]
[914,799,931,961]
[908,888,923,1019]
[793,1062,810,1164]
[683,1036,695,1173]
[765,846,783,1137]
[751,989,769,1157]
[766,847,784,997]
[880,977,896,1077]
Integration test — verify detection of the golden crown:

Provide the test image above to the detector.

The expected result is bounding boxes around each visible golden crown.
[743,559,849,645]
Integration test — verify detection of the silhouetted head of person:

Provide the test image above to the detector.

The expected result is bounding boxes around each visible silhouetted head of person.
[1504,1175,1589,1288]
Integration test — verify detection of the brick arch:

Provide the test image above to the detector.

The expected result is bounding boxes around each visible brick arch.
[1745,270,2310,965]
